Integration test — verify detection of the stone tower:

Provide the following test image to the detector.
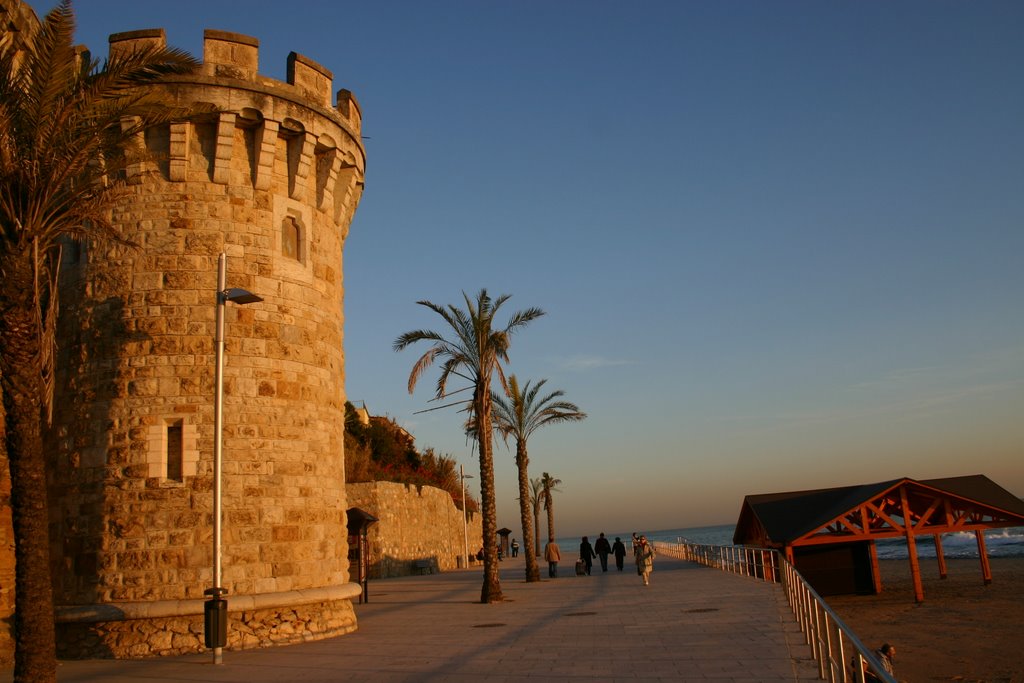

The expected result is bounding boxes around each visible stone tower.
[42,28,365,657]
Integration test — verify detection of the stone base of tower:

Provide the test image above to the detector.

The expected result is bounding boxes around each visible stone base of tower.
[55,583,361,659]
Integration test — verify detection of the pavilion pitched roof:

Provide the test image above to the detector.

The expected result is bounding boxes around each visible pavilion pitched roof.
[733,474,1024,547]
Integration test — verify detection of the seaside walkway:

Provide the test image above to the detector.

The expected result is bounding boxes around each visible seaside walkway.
[16,553,820,682]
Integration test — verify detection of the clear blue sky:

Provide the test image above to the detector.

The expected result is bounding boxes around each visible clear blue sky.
[38,1,1024,537]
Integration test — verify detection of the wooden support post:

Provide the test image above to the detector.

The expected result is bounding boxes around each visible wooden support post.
[975,530,992,585]
[763,550,776,583]
[934,534,948,579]
[869,540,882,594]
[906,532,924,603]
[900,486,925,603]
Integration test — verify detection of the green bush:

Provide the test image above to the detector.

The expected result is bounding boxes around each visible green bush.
[344,402,478,513]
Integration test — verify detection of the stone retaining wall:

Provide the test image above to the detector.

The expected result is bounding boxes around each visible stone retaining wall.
[347,482,483,578]
[56,591,359,658]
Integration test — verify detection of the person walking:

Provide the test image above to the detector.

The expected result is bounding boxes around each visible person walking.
[594,533,612,572]
[635,535,655,586]
[544,537,562,578]
[611,536,627,571]
[510,538,519,558]
[579,536,596,576]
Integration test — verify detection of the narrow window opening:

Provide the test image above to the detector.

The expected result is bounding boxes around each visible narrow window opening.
[282,215,301,261]
[166,421,184,482]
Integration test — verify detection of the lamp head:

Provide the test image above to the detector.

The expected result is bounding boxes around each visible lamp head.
[223,288,263,305]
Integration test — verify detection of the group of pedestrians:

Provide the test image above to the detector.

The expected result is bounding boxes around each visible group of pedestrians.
[542,531,655,585]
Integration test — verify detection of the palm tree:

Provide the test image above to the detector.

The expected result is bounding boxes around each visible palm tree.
[541,472,563,545]
[0,4,201,680]
[492,376,585,582]
[530,476,544,555]
[394,289,544,603]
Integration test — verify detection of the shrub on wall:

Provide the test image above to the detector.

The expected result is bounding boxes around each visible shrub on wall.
[344,402,478,513]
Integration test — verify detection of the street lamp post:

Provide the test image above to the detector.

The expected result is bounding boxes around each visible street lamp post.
[206,252,262,665]
[460,464,474,568]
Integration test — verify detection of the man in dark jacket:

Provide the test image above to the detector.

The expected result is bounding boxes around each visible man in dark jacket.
[579,536,596,575]
[594,533,612,572]
[611,537,627,570]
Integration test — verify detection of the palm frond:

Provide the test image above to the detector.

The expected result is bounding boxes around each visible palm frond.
[503,306,546,333]
[490,375,586,441]
[393,328,444,352]
[435,354,469,399]
[0,1,206,253]
[406,347,439,394]
[413,398,470,414]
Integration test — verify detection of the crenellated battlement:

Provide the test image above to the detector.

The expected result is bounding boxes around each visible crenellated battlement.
[107,24,365,235]
[107,28,362,133]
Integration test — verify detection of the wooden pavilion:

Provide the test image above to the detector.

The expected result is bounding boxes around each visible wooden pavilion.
[733,474,1024,601]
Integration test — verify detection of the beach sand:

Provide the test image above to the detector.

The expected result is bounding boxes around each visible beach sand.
[826,557,1023,683]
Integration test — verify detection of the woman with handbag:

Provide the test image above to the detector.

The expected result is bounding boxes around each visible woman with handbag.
[635,535,655,586]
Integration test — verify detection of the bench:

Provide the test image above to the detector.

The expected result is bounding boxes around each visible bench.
[413,559,434,575]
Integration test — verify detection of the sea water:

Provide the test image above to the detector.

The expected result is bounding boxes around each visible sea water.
[557,524,1024,560]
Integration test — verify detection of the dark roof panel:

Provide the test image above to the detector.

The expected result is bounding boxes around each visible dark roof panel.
[920,474,1024,516]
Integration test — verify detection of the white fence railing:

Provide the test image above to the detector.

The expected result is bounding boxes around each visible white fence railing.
[655,541,896,683]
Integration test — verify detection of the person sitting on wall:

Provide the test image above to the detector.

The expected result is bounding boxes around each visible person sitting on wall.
[854,643,898,682]
[476,547,484,562]
[871,643,897,681]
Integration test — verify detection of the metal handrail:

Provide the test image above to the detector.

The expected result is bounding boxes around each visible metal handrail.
[656,541,896,683]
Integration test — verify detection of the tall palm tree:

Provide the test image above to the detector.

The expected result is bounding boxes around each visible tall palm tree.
[541,472,563,545]
[530,476,544,555]
[0,4,201,680]
[394,289,544,603]
[492,376,585,583]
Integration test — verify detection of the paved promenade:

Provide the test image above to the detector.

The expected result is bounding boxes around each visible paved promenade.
[14,551,820,682]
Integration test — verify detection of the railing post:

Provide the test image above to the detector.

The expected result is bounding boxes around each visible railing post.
[814,602,826,680]
[837,628,848,683]
[824,612,836,683]
[801,583,812,645]
[853,654,866,683]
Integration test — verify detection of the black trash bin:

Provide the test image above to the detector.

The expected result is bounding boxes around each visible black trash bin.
[204,587,228,649]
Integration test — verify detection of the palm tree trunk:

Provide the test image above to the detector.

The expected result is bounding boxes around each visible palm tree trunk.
[474,387,502,603]
[0,259,58,683]
[514,443,539,582]
[545,494,556,545]
[533,505,541,556]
